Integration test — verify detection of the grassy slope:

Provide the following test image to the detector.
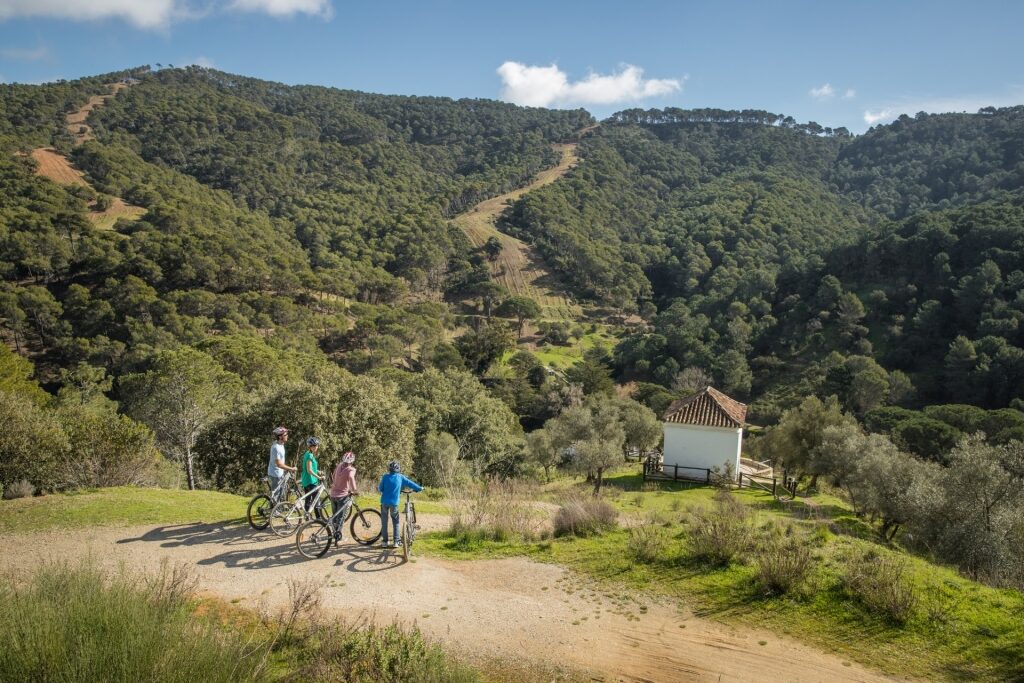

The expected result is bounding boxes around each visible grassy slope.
[419,471,1024,682]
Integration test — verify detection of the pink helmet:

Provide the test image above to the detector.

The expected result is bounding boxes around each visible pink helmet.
[341,451,355,464]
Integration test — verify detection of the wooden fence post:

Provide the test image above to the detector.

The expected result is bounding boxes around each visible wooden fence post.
[705,468,711,484]
[738,472,744,489]
[771,478,777,497]
[673,464,679,481]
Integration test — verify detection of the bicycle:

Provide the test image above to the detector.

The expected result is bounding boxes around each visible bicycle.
[268,481,327,537]
[399,488,419,561]
[247,472,301,530]
[295,495,383,559]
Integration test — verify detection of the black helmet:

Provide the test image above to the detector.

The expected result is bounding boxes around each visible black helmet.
[387,460,401,473]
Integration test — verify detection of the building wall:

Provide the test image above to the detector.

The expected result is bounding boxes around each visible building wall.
[662,423,742,480]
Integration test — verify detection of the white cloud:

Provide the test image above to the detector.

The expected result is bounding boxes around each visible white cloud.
[0,0,334,28]
[229,0,332,18]
[497,62,682,108]
[0,0,179,29]
[843,88,856,99]
[863,88,1024,125]
[0,43,51,61]
[188,55,216,68]
[809,83,835,100]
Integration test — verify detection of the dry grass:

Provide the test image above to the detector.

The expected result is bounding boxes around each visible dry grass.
[843,550,918,624]
[2,479,35,500]
[753,523,815,596]
[627,520,671,562]
[552,495,618,537]
[686,490,754,566]
[449,479,548,541]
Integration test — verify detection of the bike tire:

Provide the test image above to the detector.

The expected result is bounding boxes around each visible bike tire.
[350,508,383,545]
[247,494,273,530]
[401,519,411,561]
[295,520,332,559]
[269,501,305,537]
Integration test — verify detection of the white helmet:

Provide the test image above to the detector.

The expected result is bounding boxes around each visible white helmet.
[341,451,355,464]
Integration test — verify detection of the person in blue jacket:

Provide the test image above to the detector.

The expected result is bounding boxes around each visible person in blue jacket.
[377,460,422,548]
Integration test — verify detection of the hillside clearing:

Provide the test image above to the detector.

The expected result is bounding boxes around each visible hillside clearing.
[455,143,581,320]
[29,148,145,230]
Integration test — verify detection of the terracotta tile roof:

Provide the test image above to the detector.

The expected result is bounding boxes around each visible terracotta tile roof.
[662,386,747,428]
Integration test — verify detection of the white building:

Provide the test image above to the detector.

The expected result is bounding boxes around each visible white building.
[661,386,747,481]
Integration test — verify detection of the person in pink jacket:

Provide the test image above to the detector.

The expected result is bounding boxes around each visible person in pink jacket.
[328,451,358,541]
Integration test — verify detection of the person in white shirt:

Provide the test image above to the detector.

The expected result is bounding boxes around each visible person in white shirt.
[267,426,296,498]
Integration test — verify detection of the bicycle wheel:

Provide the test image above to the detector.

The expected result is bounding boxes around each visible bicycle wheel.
[247,494,273,530]
[295,520,332,559]
[269,501,305,537]
[401,518,411,561]
[350,508,383,545]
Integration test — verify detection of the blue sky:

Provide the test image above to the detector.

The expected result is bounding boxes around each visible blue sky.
[1,0,1022,132]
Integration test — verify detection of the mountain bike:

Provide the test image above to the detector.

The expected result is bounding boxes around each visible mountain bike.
[247,472,300,530]
[400,489,419,561]
[295,495,383,559]
[268,481,327,537]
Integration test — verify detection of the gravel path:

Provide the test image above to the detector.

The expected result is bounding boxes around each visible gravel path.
[1,520,899,683]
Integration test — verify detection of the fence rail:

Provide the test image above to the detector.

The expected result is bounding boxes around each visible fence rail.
[642,459,712,484]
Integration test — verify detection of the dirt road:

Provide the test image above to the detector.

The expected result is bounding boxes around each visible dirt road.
[0,521,896,683]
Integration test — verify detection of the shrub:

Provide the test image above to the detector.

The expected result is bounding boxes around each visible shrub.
[843,550,918,624]
[628,521,671,563]
[0,562,262,682]
[0,391,69,490]
[552,496,618,537]
[2,479,34,500]
[708,461,736,489]
[449,479,546,541]
[301,619,481,683]
[754,524,814,595]
[686,490,753,566]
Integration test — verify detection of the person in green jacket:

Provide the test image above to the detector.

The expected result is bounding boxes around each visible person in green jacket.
[300,436,324,520]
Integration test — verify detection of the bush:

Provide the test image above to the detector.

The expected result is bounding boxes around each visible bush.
[0,562,262,682]
[843,550,918,624]
[2,479,34,500]
[552,496,618,537]
[628,521,671,563]
[0,391,69,490]
[300,620,481,683]
[754,524,814,595]
[686,490,753,566]
[449,479,546,541]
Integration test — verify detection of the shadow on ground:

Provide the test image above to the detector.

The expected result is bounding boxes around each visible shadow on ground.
[115,522,409,571]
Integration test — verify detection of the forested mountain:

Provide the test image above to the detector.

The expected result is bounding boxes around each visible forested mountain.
[501,106,1024,417]
[0,66,591,386]
[1,68,1022,448]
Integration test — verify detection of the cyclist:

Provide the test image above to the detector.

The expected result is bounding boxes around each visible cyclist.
[328,451,358,541]
[300,436,324,520]
[268,426,296,499]
[377,460,422,548]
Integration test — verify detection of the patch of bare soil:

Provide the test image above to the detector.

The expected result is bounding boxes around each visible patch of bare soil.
[28,148,144,230]
[66,82,127,144]
[0,522,897,682]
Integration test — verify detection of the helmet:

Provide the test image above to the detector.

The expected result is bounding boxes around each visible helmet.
[272,426,288,437]
[341,451,355,464]
[307,436,321,447]
[387,460,401,473]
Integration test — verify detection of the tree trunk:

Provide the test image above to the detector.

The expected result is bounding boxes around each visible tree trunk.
[543,465,551,483]
[593,467,604,496]
[185,447,196,490]
[808,473,819,491]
